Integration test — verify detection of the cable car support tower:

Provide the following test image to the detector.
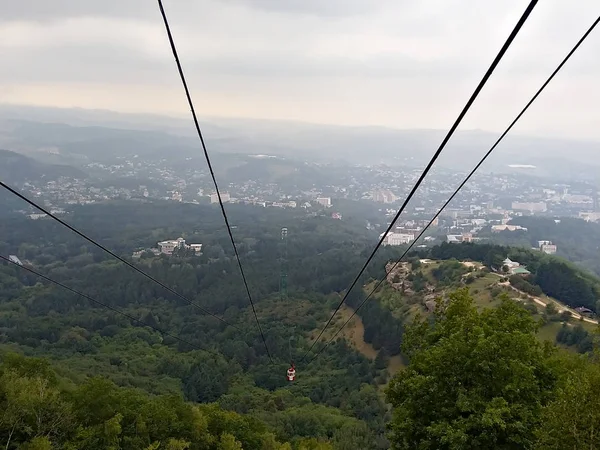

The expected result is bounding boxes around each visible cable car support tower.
[280,227,288,300]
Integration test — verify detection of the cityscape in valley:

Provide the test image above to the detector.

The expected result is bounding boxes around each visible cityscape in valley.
[6,127,600,261]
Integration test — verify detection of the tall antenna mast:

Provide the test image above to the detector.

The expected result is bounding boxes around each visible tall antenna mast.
[280,227,288,299]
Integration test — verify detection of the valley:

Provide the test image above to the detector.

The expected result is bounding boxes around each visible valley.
[2,197,600,448]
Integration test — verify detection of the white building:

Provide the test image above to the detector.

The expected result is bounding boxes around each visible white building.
[503,258,520,269]
[446,209,472,219]
[579,211,600,222]
[511,201,547,213]
[372,190,397,204]
[503,257,531,275]
[8,255,23,266]
[316,197,332,207]
[491,224,528,232]
[189,244,203,253]
[540,243,557,254]
[380,232,414,246]
[538,240,557,254]
[157,238,202,255]
[272,201,297,208]
[210,192,230,204]
[158,238,186,255]
[563,194,592,204]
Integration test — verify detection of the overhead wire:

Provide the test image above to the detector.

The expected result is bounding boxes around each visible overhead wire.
[300,0,539,363]
[306,14,600,366]
[157,0,272,362]
[0,255,223,358]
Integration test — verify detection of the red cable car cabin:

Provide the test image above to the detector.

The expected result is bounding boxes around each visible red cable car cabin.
[287,364,296,381]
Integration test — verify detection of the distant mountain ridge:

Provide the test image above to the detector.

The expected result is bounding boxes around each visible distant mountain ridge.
[1,104,598,179]
[0,149,86,183]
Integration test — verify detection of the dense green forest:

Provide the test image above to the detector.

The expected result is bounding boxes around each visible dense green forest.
[386,288,600,449]
[5,288,600,449]
[4,200,600,448]
[0,352,308,449]
[0,201,403,449]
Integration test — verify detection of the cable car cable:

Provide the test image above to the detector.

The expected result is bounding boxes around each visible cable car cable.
[300,0,539,363]
[306,13,600,366]
[0,255,223,358]
[289,334,295,364]
[157,0,273,363]
[0,181,242,331]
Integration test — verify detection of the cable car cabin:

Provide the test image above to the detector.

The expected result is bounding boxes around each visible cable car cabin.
[286,365,296,382]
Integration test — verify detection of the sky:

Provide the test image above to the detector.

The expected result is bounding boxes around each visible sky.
[1,0,599,139]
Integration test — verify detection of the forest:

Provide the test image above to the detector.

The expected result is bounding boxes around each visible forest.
[0,352,305,449]
[3,200,600,448]
[4,286,600,449]
[0,201,402,449]
[386,288,600,449]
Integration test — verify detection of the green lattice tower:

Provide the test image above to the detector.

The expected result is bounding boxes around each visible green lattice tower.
[280,227,288,299]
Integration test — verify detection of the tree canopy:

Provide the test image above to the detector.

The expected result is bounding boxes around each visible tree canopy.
[386,289,557,449]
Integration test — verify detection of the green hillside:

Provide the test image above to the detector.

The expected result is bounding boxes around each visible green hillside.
[0,149,86,184]
[2,202,600,448]
[364,257,597,355]
[0,202,396,449]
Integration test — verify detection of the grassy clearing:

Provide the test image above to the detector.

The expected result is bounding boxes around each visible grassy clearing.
[537,321,563,344]
[336,304,405,373]
[468,274,503,309]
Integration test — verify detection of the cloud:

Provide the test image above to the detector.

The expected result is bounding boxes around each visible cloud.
[0,0,394,22]
[1,0,599,139]
[220,0,391,17]
[0,0,152,22]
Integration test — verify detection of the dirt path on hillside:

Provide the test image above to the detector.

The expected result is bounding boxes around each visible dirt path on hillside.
[499,281,598,325]
[462,261,484,270]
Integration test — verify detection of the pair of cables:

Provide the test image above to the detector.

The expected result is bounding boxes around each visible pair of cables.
[303,9,600,365]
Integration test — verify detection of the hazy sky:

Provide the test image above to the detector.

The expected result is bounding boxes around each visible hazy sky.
[2,0,599,139]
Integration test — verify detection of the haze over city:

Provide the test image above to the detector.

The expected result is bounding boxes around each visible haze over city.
[2,0,600,139]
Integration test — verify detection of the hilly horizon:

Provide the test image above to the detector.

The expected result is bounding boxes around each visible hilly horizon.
[0,148,86,184]
[2,104,599,180]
